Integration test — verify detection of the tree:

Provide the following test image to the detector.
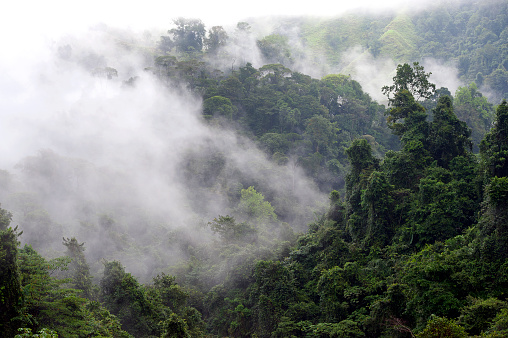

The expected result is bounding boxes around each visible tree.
[151,273,188,313]
[429,96,472,168]
[100,261,160,337]
[217,76,244,101]
[208,215,257,243]
[14,328,58,337]
[258,63,292,87]
[237,186,277,226]
[480,100,508,178]
[17,245,97,337]
[257,34,293,66]
[168,18,206,53]
[160,313,191,338]
[454,83,494,151]
[277,100,300,133]
[0,206,23,337]
[360,171,395,247]
[154,55,178,82]
[385,89,429,138]
[382,62,436,104]
[345,139,380,241]
[204,26,228,54]
[485,69,508,101]
[62,237,93,299]
[458,298,508,335]
[415,315,467,338]
[259,133,290,155]
[254,260,297,335]
[202,96,236,119]
[305,115,338,153]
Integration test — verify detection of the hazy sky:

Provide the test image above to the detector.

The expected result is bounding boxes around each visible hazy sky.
[3,0,425,36]
[0,0,445,65]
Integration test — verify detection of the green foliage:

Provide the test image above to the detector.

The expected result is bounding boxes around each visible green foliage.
[345,139,381,242]
[5,5,508,336]
[160,313,191,338]
[480,100,508,178]
[63,237,93,299]
[0,207,23,337]
[257,34,293,65]
[208,215,257,243]
[167,18,206,53]
[360,171,395,247]
[151,273,188,313]
[429,96,472,168]
[14,243,132,337]
[294,0,507,100]
[407,165,479,247]
[382,62,436,103]
[485,308,508,336]
[204,26,228,54]
[459,297,508,335]
[317,265,352,322]
[385,89,428,138]
[85,301,133,338]
[400,243,474,327]
[202,95,236,119]
[478,101,508,260]
[305,115,338,153]
[254,260,298,335]
[487,176,508,206]
[14,328,58,338]
[415,315,467,338]
[259,132,290,155]
[454,83,495,151]
[237,186,277,226]
[310,320,365,337]
[379,15,418,61]
[100,261,160,337]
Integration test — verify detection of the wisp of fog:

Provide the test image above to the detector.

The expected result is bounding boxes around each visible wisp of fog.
[0,26,327,281]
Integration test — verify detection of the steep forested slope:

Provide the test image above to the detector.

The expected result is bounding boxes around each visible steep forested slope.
[1,0,508,337]
[266,0,507,102]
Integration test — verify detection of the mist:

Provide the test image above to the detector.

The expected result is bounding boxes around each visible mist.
[0,0,483,284]
[0,26,327,281]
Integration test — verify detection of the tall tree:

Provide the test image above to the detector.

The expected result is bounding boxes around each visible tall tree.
[480,100,508,178]
[305,115,338,153]
[0,206,23,337]
[204,26,228,54]
[478,101,508,259]
[382,62,436,103]
[100,261,160,336]
[454,83,494,152]
[62,237,93,299]
[429,95,472,168]
[237,186,277,226]
[168,18,206,53]
[344,139,380,241]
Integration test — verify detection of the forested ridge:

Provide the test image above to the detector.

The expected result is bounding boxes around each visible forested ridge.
[263,0,507,103]
[1,0,508,337]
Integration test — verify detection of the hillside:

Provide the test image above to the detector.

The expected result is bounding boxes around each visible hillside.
[257,0,507,103]
[1,0,508,337]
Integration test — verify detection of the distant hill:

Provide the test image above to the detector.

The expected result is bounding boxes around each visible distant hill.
[251,0,507,102]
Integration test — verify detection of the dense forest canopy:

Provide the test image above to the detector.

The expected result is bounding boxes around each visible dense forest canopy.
[1,0,507,336]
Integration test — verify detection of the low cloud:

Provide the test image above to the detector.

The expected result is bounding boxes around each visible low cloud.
[0,27,326,281]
